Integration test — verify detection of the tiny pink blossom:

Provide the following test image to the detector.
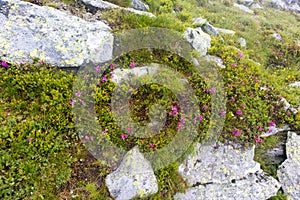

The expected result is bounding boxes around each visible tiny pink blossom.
[255,41,260,44]
[102,128,108,135]
[70,100,75,106]
[150,143,156,150]
[210,87,216,94]
[279,52,284,56]
[232,128,242,136]
[127,127,133,133]
[229,84,233,88]
[75,92,81,97]
[236,110,243,115]
[269,121,275,127]
[203,105,207,111]
[121,134,128,140]
[40,60,44,65]
[239,53,244,58]
[194,118,197,125]
[102,75,107,82]
[110,72,114,78]
[231,63,237,68]
[180,117,185,124]
[199,115,203,121]
[1,61,8,67]
[241,103,246,109]
[220,111,226,116]
[130,61,136,68]
[28,138,34,142]
[268,129,273,133]
[141,140,145,144]
[109,64,114,69]
[80,99,85,106]
[258,126,264,131]
[95,66,101,73]
[251,93,255,97]
[287,111,291,115]
[254,138,263,143]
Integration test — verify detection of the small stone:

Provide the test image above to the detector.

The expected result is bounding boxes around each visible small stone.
[271,33,282,40]
[105,146,158,200]
[131,0,150,11]
[238,37,247,47]
[233,3,255,14]
[192,17,207,26]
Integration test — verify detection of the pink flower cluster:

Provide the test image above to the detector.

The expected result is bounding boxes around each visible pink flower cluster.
[177,117,186,132]
[168,105,178,116]
[232,128,242,136]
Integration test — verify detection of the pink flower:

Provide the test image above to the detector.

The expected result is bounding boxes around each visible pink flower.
[287,111,291,115]
[194,118,197,125]
[28,138,34,142]
[40,60,44,65]
[109,64,114,69]
[1,61,8,67]
[110,72,114,78]
[241,103,246,109]
[177,122,182,132]
[210,87,216,94]
[75,92,81,97]
[70,100,75,106]
[141,140,145,144]
[268,129,273,133]
[255,41,260,44]
[203,105,207,111]
[180,117,185,124]
[236,110,243,115]
[232,128,242,136]
[199,115,203,121]
[121,134,128,140]
[239,53,244,58]
[258,126,264,131]
[102,128,108,135]
[231,63,237,68]
[150,143,156,150]
[220,111,226,116]
[80,99,85,106]
[254,138,263,143]
[127,127,133,133]
[251,93,255,97]
[95,66,101,73]
[130,61,136,68]
[279,52,284,56]
[102,75,107,82]
[229,84,233,88]
[269,121,275,127]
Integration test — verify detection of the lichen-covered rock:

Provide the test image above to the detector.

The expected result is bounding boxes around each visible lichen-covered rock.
[277,132,300,200]
[175,142,281,199]
[192,17,207,26]
[184,27,211,57]
[214,27,236,35]
[131,0,149,11]
[105,146,158,200]
[174,172,280,200]
[0,0,113,67]
[289,81,300,88]
[81,0,155,17]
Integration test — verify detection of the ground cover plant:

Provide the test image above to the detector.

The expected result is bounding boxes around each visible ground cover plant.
[1,0,300,199]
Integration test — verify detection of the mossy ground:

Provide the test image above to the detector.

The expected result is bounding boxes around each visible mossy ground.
[1,0,299,199]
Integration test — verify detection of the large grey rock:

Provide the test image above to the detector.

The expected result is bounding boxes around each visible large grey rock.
[233,3,255,14]
[81,0,155,17]
[184,27,211,57]
[174,172,280,200]
[0,0,113,67]
[105,146,158,200]
[175,142,281,199]
[277,132,300,200]
[131,0,149,11]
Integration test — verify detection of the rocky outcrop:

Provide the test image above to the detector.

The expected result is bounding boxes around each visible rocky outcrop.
[0,0,113,67]
[267,0,300,13]
[184,27,211,57]
[277,132,300,200]
[174,142,281,199]
[81,0,155,17]
[105,146,158,200]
